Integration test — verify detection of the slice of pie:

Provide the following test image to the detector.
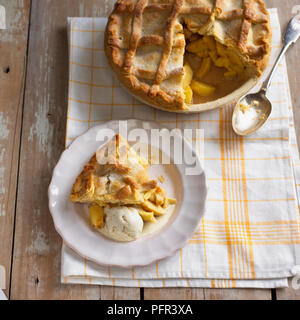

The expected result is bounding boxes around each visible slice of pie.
[71,134,153,206]
[70,134,176,241]
[104,0,271,111]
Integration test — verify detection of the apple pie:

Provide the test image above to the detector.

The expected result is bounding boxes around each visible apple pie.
[70,134,176,241]
[105,0,271,112]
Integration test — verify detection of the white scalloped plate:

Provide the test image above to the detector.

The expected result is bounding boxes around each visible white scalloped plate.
[48,119,207,268]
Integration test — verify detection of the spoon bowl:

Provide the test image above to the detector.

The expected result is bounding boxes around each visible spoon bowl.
[232,91,272,136]
[232,16,300,136]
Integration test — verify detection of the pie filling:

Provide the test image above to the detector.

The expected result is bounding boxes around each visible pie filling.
[70,135,177,242]
[88,185,176,242]
[182,27,254,105]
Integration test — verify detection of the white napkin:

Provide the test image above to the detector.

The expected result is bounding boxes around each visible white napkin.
[0,289,7,300]
[61,9,300,288]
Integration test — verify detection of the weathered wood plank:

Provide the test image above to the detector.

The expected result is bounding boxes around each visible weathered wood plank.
[144,287,271,300]
[144,288,205,300]
[276,279,300,300]
[0,0,30,298]
[9,0,140,300]
[203,289,272,300]
[268,1,300,141]
[100,287,141,300]
[144,288,271,300]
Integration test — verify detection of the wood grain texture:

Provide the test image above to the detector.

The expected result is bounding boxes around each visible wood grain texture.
[203,288,272,300]
[276,279,300,300]
[9,0,136,300]
[268,1,300,145]
[0,0,30,298]
[144,288,272,300]
[144,288,205,300]
[100,287,141,300]
[144,287,271,300]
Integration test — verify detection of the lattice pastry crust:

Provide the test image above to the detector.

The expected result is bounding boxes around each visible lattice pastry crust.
[70,134,153,206]
[105,0,271,111]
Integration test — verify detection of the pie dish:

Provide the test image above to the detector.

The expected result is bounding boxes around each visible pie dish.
[105,0,271,112]
[70,134,177,242]
[48,119,207,267]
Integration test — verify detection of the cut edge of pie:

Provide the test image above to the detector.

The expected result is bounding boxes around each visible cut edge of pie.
[104,0,272,112]
[70,134,150,206]
[70,134,176,236]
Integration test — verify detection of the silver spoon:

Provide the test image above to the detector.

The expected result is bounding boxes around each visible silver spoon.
[232,16,300,136]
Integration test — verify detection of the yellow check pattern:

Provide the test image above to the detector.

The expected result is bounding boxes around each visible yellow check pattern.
[62,9,300,288]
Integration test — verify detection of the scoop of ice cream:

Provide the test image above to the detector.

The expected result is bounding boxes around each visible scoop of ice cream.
[102,206,144,242]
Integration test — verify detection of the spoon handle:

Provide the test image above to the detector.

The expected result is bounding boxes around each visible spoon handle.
[261,16,300,92]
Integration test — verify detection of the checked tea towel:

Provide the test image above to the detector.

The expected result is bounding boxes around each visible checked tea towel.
[61,9,300,288]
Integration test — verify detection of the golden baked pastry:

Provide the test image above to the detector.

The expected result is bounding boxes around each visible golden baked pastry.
[105,0,271,112]
[70,134,176,241]
[71,134,153,205]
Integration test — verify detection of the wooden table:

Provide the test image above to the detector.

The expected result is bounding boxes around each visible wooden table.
[0,0,300,300]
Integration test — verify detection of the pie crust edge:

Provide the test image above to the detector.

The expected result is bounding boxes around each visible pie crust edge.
[104,0,272,112]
